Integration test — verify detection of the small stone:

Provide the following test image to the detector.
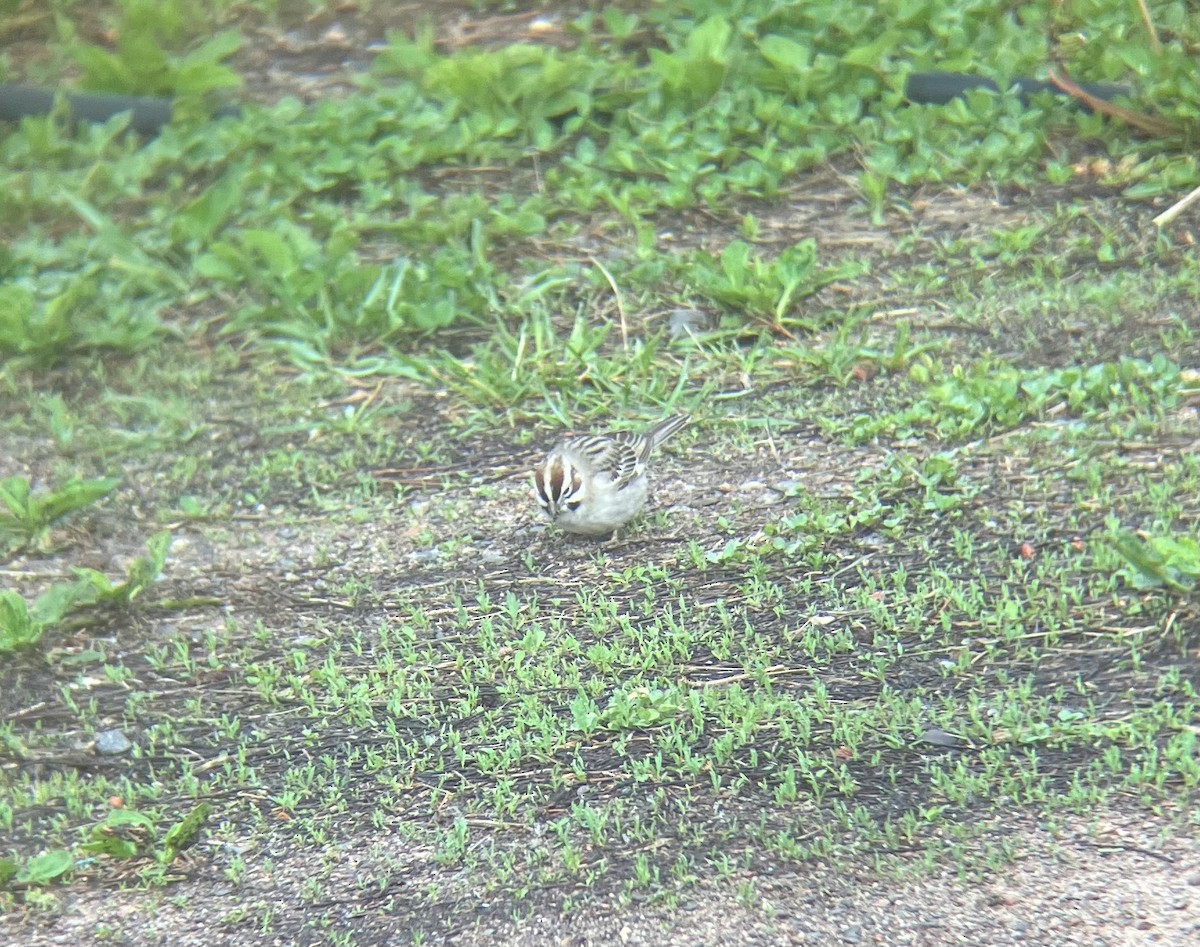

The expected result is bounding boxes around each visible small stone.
[921,728,963,748]
[842,925,862,944]
[667,308,713,338]
[94,729,132,756]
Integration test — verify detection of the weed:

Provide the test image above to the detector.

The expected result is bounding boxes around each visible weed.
[1110,529,1199,595]
[65,0,241,106]
[684,239,865,334]
[0,531,171,651]
[0,475,119,553]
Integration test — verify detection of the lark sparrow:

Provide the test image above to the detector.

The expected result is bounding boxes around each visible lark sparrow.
[533,415,689,536]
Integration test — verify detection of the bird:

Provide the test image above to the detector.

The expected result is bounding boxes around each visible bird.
[533,415,689,536]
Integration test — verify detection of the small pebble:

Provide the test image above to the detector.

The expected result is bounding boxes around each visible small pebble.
[921,728,963,748]
[667,308,713,338]
[95,729,132,756]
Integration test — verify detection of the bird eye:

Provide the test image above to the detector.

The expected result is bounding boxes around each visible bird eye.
[566,499,582,511]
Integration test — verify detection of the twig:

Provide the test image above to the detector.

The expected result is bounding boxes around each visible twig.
[1134,0,1163,55]
[1047,68,1176,137]
[688,664,795,688]
[1091,842,1174,865]
[1152,184,1200,228]
[589,255,629,350]
[830,554,875,580]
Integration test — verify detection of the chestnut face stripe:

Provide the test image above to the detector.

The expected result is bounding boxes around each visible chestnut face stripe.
[535,456,576,512]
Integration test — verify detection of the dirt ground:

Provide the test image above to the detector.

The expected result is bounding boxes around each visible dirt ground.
[3,3,1198,945]
[7,811,1197,945]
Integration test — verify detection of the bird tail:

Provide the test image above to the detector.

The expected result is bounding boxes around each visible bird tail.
[646,415,689,455]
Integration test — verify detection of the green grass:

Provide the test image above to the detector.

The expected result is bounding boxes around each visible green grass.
[1,0,1198,941]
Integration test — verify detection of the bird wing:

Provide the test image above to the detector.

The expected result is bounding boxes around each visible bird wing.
[565,434,645,490]
[606,433,648,489]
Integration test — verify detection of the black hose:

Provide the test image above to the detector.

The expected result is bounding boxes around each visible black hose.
[0,73,1131,138]
[904,72,1129,111]
[0,83,240,136]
